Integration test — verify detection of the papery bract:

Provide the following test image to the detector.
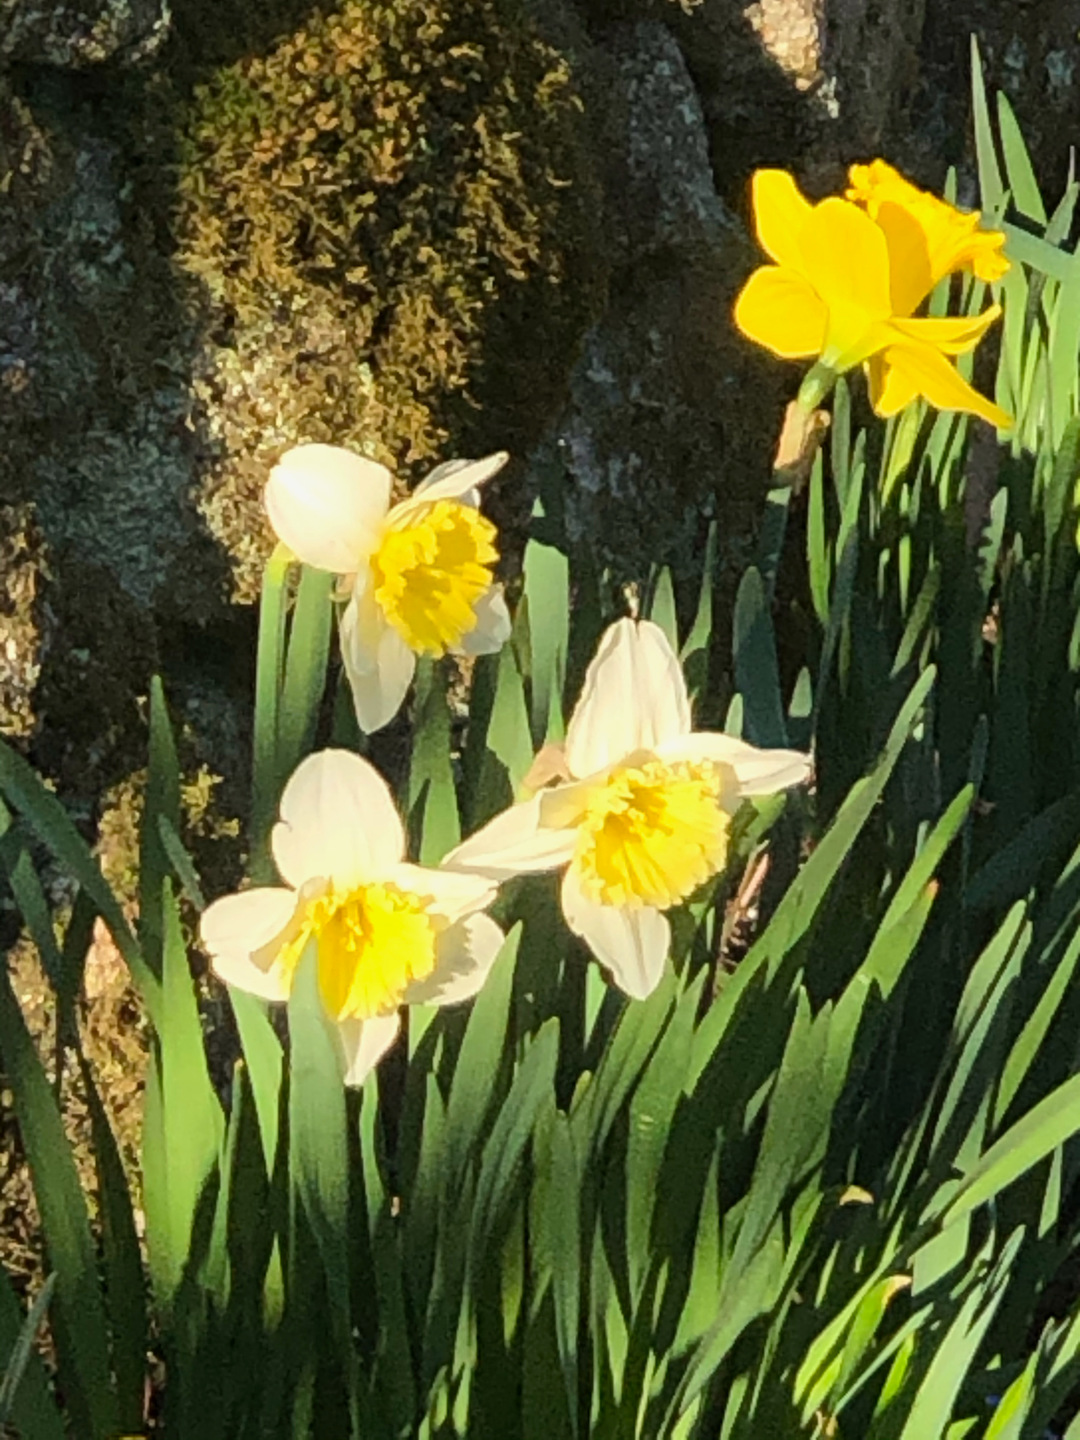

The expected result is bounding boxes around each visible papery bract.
[444,618,811,999]
[200,749,503,1085]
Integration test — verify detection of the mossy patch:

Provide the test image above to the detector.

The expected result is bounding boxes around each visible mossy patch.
[169,0,605,600]
[0,505,48,739]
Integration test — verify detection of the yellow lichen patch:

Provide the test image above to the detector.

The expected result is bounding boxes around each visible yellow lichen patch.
[573,758,731,910]
[171,0,603,600]
[373,501,497,655]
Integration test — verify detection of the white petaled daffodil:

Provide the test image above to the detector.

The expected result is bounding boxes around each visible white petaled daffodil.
[199,749,504,1086]
[444,619,811,1000]
[265,444,512,733]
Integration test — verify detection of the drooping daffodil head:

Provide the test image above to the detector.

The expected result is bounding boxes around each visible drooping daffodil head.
[265,445,512,733]
[733,165,1011,428]
[443,618,811,1000]
[199,749,504,1086]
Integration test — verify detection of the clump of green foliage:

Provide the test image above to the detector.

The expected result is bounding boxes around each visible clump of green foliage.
[8,50,1080,1440]
[173,0,603,599]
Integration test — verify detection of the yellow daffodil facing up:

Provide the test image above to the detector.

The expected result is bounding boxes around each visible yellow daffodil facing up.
[733,166,1012,428]
[444,619,810,999]
[266,445,512,733]
[200,750,504,1085]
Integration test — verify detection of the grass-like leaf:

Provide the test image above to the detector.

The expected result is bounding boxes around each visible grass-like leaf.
[0,968,119,1438]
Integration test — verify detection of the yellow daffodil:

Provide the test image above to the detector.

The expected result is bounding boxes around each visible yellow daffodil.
[200,749,504,1085]
[444,619,810,999]
[265,445,511,733]
[733,167,1011,428]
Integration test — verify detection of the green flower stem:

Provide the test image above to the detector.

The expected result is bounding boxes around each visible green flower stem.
[251,543,293,883]
[797,361,839,413]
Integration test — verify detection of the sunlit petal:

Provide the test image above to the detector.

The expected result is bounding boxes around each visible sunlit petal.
[656,731,811,797]
[200,887,298,1001]
[339,586,417,733]
[537,776,596,831]
[890,305,1002,356]
[444,794,578,879]
[402,451,509,510]
[871,342,1012,428]
[733,266,828,359]
[403,913,506,1007]
[752,169,814,271]
[271,749,405,891]
[265,444,390,573]
[458,585,512,656]
[801,198,891,318]
[874,200,934,316]
[565,619,691,779]
[391,863,498,924]
[561,868,670,1000]
[866,350,919,417]
[337,1013,402,1087]
[799,200,892,366]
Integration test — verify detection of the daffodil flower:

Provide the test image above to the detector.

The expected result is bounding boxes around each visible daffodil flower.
[444,619,811,999]
[265,444,512,733]
[200,749,504,1085]
[733,167,1011,427]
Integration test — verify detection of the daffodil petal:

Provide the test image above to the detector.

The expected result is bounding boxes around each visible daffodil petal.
[733,266,828,359]
[337,1013,402,1087]
[565,619,691,779]
[873,342,1012,428]
[561,867,670,1000]
[339,586,417,733]
[403,451,509,509]
[265,444,390,573]
[390,863,497,924]
[866,350,919,417]
[458,585,511,656]
[800,199,892,361]
[443,794,578,879]
[403,913,506,1007]
[890,305,1002,356]
[200,887,298,1001]
[655,731,811,796]
[271,749,405,891]
[537,776,595,831]
[873,199,935,316]
[752,169,814,271]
